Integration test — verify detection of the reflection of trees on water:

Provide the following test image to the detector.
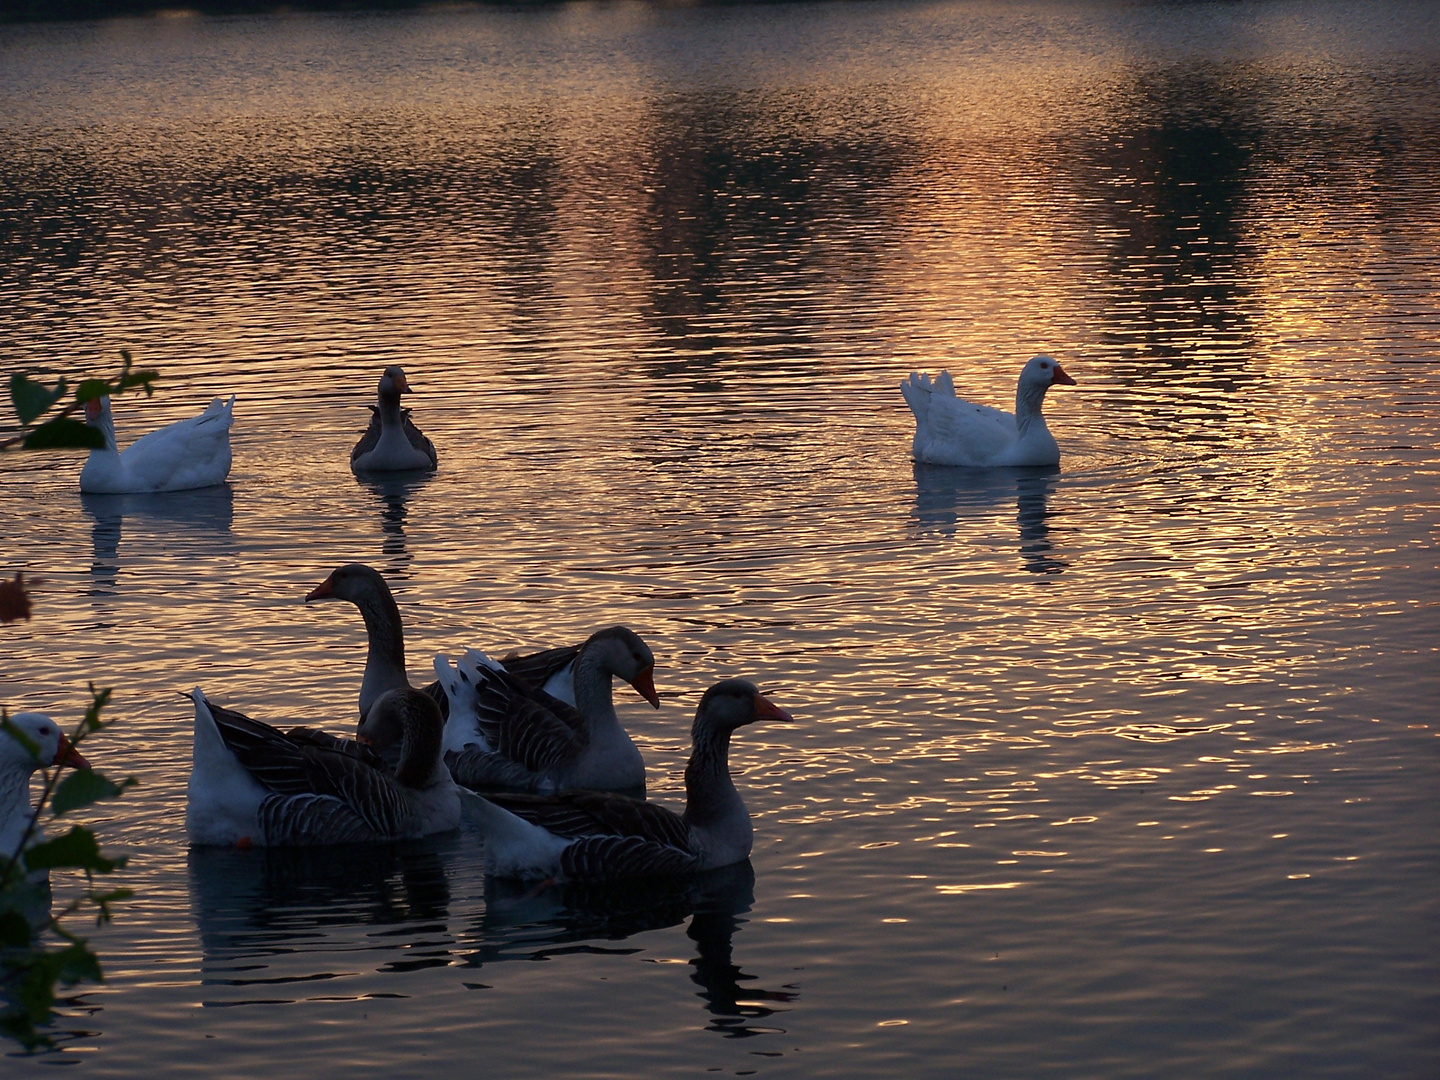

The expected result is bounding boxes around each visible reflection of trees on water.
[83,486,235,597]
[466,860,796,1038]
[633,97,917,384]
[911,464,1066,576]
[355,472,431,573]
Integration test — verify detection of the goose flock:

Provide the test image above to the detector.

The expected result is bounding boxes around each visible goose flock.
[7,355,1073,884]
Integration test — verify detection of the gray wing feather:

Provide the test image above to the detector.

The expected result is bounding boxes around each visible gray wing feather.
[258,793,386,845]
[559,835,700,881]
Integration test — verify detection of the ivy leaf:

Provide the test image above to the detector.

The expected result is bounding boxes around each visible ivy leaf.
[52,770,137,816]
[74,378,113,403]
[21,827,125,875]
[23,417,106,450]
[9,374,66,426]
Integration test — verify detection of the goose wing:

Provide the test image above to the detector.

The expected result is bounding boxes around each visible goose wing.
[350,406,383,464]
[486,790,693,850]
[208,701,411,834]
[470,662,586,774]
[500,644,582,690]
[400,409,438,467]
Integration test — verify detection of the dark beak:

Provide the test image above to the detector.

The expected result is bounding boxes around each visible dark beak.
[1051,363,1076,386]
[630,666,661,709]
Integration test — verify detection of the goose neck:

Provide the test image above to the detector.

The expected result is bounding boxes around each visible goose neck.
[378,389,405,429]
[1015,381,1049,436]
[394,708,444,789]
[355,589,408,719]
[0,763,37,858]
[683,725,742,830]
[572,651,618,730]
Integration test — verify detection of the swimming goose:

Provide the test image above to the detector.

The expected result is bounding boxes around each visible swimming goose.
[470,679,791,881]
[79,394,235,493]
[901,355,1075,467]
[2,712,91,862]
[184,686,459,847]
[303,563,660,791]
[350,367,437,473]
[436,626,659,793]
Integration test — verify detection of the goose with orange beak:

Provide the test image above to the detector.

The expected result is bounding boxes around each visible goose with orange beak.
[350,366,437,473]
[470,679,793,881]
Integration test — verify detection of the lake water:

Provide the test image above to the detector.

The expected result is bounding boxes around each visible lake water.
[1,0,1437,1075]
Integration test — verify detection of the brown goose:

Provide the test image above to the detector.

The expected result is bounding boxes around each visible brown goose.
[470,679,791,881]
[304,564,659,792]
[184,685,459,847]
[350,366,437,473]
[437,627,659,793]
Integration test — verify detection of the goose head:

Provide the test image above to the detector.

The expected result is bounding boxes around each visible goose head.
[2,712,91,772]
[304,562,393,606]
[1020,355,1076,391]
[82,396,117,448]
[693,679,793,740]
[581,626,661,708]
[378,366,412,400]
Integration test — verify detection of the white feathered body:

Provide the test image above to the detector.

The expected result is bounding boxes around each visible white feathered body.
[902,356,1073,468]
[81,395,235,493]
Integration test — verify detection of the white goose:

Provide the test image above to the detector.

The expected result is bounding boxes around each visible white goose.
[79,394,235,493]
[350,367,437,473]
[303,564,659,792]
[184,686,459,847]
[471,679,792,881]
[2,712,91,862]
[901,355,1076,467]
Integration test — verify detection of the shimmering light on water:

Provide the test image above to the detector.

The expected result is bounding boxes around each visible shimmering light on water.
[1,1,1437,1076]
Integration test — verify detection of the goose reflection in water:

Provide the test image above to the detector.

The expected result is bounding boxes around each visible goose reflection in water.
[83,485,236,596]
[187,836,457,1000]
[911,464,1067,576]
[356,472,432,571]
[467,860,796,1037]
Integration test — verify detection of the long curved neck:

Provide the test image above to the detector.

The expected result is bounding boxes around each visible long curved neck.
[1015,381,1049,437]
[683,724,743,830]
[355,589,408,720]
[378,388,405,431]
[0,762,38,858]
[572,650,618,739]
[89,408,118,453]
[394,704,444,789]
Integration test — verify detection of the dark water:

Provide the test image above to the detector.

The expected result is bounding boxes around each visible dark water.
[1,1,1437,1075]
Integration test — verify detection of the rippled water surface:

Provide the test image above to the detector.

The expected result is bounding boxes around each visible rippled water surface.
[1,0,1437,1075]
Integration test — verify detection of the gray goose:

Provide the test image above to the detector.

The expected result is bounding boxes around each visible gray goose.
[350,366,437,473]
[470,679,791,881]
[184,685,459,847]
[304,564,659,792]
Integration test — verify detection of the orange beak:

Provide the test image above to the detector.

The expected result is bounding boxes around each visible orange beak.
[394,371,412,393]
[1051,363,1076,387]
[630,666,661,709]
[753,694,794,724]
[84,398,102,422]
[304,575,335,602]
[54,732,91,770]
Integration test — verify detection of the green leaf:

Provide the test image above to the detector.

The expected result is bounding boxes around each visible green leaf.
[21,827,125,875]
[22,417,106,450]
[52,770,137,816]
[0,910,32,948]
[9,374,66,426]
[75,378,113,403]
[52,942,103,986]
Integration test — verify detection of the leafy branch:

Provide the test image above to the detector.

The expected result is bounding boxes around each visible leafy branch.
[1,350,158,452]
[0,685,136,1052]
